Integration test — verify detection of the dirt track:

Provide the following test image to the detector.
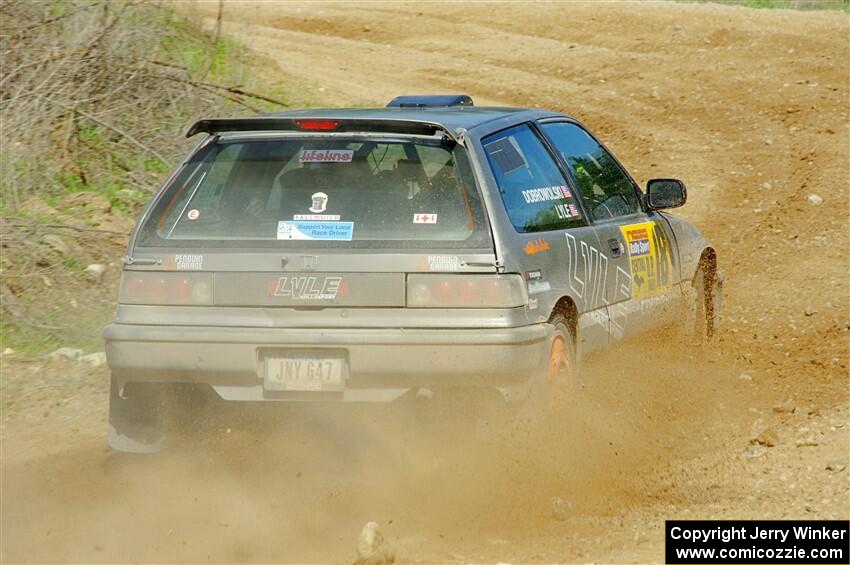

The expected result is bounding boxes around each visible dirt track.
[2,2,848,563]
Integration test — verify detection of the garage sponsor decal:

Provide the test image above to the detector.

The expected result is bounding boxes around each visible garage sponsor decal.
[524,237,551,255]
[166,253,203,271]
[413,213,438,224]
[277,220,353,241]
[271,276,342,300]
[620,221,673,300]
[417,255,460,272]
[525,270,543,281]
[298,149,353,163]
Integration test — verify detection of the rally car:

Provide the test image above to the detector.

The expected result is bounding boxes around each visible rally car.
[104,94,722,452]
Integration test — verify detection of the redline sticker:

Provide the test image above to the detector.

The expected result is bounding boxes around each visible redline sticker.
[294,214,341,221]
[299,149,353,163]
[413,213,438,224]
[187,209,200,220]
[309,192,328,213]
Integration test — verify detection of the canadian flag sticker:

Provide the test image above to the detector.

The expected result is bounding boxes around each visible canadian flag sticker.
[413,213,438,224]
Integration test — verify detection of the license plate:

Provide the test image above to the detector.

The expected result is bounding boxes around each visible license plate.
[263,355,345,392]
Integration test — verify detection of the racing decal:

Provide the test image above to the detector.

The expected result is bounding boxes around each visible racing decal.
[528,297,538,310]
[294,214,341,221]
[413,213,438,224]
[162,254,204,271]
[521,185,570,204]
[525,270,543,281]
[564,233,631,338]
[299,149,353,163]
[527,280,551,295]
[309,192,328,213]
[416,255,460,272]
[271,276,342,300]
[186,209,200,220]
[620,221,673,300]
[277,220,353,241]
[524,238,551,255]
[521,184,580,219]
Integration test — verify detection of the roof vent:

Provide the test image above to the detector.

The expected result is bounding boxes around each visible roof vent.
[386,94,474,108]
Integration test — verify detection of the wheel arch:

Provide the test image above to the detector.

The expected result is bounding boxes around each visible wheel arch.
[547,295,579,345]
[695,246,718,285]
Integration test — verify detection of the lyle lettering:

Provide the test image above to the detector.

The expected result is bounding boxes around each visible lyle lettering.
[273,276,342,300]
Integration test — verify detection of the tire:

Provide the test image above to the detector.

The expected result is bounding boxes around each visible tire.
[107,373,165,454]
[514,314,579,429]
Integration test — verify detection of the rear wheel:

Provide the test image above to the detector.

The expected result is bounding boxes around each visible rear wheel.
[107,373,165,454]
[513,315,578,431]
[547,316,577,405]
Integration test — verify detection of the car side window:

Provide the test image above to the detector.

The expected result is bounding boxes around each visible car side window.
[482,124,583,233]
[540,122,640,221]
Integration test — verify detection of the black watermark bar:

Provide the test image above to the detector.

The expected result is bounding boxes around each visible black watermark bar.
[666,520,849,564]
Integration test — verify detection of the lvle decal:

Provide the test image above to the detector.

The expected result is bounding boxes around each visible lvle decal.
[524,238,551,255]
[620,221,673,300]
[270,276,342,300]
[564,233,631,338]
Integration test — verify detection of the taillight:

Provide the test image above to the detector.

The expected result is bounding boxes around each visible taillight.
[406,274,527,308]
[119,272,213,305]
[294,119,340,131]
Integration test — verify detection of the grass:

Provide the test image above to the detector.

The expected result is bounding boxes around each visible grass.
[1,1,290,357]
[674,0,849,9]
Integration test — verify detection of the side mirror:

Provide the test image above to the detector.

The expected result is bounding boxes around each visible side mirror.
[646,178,687,210]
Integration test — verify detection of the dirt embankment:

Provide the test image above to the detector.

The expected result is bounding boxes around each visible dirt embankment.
[2,2,848,563]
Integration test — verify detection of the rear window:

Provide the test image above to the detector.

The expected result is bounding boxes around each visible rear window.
[137,136,490,249]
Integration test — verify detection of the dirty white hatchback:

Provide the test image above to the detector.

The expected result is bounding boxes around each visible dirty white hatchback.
[105,95,721,452]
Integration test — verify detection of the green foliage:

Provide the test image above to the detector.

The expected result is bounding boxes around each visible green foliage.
[674,0,848,10]
[1,0,289,355]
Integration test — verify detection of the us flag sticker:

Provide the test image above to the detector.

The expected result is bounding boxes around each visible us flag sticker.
[413,213,438,224]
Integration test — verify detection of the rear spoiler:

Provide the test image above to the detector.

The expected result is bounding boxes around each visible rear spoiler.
[186,117,458,141]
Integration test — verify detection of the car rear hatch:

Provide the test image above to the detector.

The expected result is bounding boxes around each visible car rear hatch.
[117,119,526,327]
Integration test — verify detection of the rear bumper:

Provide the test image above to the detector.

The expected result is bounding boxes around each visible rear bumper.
[103,323,552,402]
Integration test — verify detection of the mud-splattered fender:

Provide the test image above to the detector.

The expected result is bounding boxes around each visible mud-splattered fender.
[661,212,715,283]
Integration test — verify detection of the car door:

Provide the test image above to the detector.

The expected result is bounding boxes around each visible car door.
[538,120,680,341]
[480,123,610,353]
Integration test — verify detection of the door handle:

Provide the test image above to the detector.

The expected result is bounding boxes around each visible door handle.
[607,238,621,258]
